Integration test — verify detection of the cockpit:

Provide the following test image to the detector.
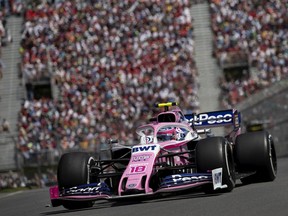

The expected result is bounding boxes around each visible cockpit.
[136,123,195,145]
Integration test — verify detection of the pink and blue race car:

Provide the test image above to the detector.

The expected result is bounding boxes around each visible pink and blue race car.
[49,102,277,209]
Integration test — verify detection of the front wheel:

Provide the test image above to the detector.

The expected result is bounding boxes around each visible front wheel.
[57,152,95,209]
[196,137,235,193]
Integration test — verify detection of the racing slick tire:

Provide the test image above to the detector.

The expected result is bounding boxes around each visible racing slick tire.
[57,152,95,209]
[196,137,235,193]
[235,131,277,184]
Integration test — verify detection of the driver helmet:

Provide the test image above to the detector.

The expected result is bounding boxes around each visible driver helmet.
[157,127,176,141]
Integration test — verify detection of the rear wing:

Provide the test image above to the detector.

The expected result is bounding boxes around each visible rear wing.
[185,109,241,130]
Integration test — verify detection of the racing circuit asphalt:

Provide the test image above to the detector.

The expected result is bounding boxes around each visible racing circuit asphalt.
[1,157,287,216]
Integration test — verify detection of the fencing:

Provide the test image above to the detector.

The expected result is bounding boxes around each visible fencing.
[237,79,288,157]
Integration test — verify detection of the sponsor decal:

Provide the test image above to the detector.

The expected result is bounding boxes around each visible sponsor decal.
[64,182,110,195]
[172,174,209,184]
[234,113,240,128]
[212,168,227,190]
[132,155,150,162]
[193,113,232,126]
[213,171,222,184]
[160,173,211,187]
[132,145,157,153]
[185,110,235,126]
[127,184,136,188]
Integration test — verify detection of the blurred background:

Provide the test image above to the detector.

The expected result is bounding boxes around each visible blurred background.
[0,0,287,191]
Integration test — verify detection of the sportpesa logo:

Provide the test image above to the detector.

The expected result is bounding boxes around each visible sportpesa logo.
[172,174,209,183]
[193,113,232,125]
[64,183,110,195]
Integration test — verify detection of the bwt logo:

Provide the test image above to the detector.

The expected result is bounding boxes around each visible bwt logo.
[193,113,232,125]
[132,145,157,153]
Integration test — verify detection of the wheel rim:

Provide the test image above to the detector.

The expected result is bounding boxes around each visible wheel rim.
[268,135,277,176]
[224,143,235,187]
[87,157,96,184]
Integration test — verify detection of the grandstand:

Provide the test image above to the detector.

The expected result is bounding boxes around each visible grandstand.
[210,0,288,108]
[0,0,287,189]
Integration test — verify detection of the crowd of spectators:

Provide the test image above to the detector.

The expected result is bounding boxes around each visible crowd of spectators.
[0,171,28,189]
[2,0,286,189]
[18,0,199,157]
[0,169,57,190]
[210,0,288,108]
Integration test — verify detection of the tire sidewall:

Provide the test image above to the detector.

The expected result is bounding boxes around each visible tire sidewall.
[196,137,235,192]
[57,152,93,190]
[235,131,277,182]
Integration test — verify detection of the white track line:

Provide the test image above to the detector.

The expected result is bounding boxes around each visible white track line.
[0,191,23,199]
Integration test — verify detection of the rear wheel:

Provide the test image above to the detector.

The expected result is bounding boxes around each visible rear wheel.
[235,131,277,184]
[57,152,95,209]
[196,137,235,193]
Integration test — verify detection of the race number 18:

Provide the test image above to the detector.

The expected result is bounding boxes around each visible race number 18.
[130,165,146,173]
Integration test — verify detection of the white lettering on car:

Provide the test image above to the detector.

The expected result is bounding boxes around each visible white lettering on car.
[172,174,209,183]
[66,184,102,194]
[193,114,232,125]
[132,145,157,153]
[132,155,150,162]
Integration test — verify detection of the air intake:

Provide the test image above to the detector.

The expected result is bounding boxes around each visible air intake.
[157,113,176,122]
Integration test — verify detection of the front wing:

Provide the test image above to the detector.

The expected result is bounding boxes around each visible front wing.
[50,168,226,205]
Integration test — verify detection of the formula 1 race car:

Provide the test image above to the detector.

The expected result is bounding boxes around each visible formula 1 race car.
[49,102,277,210]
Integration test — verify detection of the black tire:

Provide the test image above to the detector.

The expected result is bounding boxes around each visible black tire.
[196,137,235,193]
[235,131,277,183]
[58,152,94,189]
[57,152,95,210]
